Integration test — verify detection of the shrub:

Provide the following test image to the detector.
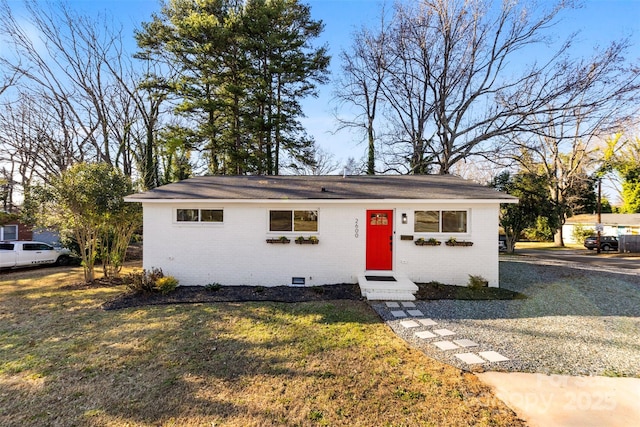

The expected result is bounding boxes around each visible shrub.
[156,276,179,294]
[205,283,222,292]
[467,274,488,289]
[523,216,554,241]
[572,224,594,243]
[123,267,165,294]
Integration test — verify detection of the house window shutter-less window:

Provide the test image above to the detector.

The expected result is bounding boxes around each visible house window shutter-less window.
[414,210,467,233]
[201,209,223,222]
[442,211,467,233]
[177,209,223,223]
[414,211,439,232]
[294,210,318,231]
[270,211,293,231]
[269,210,318,232]
[1,225,18,240]
[177,209,199,222]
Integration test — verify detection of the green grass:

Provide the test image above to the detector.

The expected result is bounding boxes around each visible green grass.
[514,241,584,250]
[0,265,523,426]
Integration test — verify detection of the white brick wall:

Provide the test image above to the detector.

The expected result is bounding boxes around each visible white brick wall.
[142,201,501,287]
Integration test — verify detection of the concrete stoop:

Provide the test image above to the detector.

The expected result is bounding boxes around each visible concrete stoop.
[358,274,418,301]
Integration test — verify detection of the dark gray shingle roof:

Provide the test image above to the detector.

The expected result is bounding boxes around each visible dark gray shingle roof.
[126,175,516,202]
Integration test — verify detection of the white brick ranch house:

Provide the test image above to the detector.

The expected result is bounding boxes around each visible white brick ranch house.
[125,175,517,300]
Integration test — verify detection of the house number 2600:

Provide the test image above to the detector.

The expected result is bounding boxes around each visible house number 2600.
[354,218,359,238]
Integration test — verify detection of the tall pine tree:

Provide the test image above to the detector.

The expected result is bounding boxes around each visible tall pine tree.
[135,0,329,176]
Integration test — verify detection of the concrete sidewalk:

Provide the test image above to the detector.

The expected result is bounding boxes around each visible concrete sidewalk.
[478,372,640,427]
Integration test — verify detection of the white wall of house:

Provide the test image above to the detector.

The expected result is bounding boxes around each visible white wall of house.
[142,201,501,287]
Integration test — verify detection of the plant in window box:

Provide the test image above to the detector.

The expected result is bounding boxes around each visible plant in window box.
[415,237,441,246]
[266,236,291,244]
[295,236,319,244]
[445,237,473,246]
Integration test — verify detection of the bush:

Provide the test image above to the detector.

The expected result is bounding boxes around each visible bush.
[123,267,165,294]
[572,224,594,243]
[523,216,554,241]
[205,283,222,292]
[156,276,179,294]
[467,274,488,289]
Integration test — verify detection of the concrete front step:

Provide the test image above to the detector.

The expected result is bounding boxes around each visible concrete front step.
[364,291,417,301]
[358,274,418,301]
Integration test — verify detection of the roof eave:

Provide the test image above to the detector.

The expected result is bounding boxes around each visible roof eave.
[124,197,518,204]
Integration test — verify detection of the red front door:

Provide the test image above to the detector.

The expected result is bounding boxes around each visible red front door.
[366,210,393,270]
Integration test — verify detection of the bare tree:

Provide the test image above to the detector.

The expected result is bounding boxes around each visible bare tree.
[0,0,139,178]
[336,0,640,176]
[504,33,640,245]
[378,3,438,174]
[0,92,86,201]
[334,13,390,175]
[285,145,341,175]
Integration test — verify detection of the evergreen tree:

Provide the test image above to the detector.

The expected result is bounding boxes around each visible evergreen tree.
[135,0,329,176]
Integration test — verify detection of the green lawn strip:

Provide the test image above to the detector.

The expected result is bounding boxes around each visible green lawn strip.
[0,267,523,426]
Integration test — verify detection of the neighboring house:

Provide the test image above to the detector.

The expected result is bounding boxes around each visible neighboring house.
[0,217,61,245]
[563,213,640,244]
[0,221,33,241]
[125,175,517,300]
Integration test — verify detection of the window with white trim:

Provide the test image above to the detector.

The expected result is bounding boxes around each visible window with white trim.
[269,210,318,232]
[1,225,18,240]
[414,210,467,233]
[176,209,223,223]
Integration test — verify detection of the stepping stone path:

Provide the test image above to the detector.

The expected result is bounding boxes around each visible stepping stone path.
[384,301,510,367]
[415,330,437,339]
[433,341,459,350]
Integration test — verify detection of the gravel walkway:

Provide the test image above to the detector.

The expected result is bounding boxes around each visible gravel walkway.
[372,257,640,377]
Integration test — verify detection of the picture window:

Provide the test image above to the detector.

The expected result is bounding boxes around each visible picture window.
[269,210,318,232]
[414,210,467,233]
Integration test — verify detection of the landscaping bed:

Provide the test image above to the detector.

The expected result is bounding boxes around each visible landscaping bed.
[102,281,525,310]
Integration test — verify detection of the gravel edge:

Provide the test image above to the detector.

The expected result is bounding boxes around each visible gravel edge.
[371,259,640,377]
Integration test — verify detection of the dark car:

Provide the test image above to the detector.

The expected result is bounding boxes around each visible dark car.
[584,236,618,251]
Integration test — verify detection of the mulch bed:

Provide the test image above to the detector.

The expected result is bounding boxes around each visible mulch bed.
[414,282,526,300]
[99,281,525,310]
[102,284,364,310]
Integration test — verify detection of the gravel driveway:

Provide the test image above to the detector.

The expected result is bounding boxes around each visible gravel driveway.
[372,257,640,377]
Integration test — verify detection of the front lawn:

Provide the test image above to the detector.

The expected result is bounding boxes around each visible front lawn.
[0,265,523,426]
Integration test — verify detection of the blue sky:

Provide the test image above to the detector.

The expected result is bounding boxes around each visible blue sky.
[9,0,640,170]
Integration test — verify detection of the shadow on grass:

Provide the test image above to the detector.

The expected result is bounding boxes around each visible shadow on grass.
[1,300,385,426]
[0,266,526,426]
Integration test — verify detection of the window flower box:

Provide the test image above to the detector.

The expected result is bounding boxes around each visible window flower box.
[295,236,319,244]
[266,237,291,244]
[414,238,441,246]
[445,238,473,247]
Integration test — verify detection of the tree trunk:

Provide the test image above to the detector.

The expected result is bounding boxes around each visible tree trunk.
[367,120,375,175]
[554,228,565,247]
[507,234,518,254]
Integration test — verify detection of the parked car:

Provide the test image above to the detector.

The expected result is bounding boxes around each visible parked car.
[498,235,508,251]
[584,236,619,251]
[0,241,72,268]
